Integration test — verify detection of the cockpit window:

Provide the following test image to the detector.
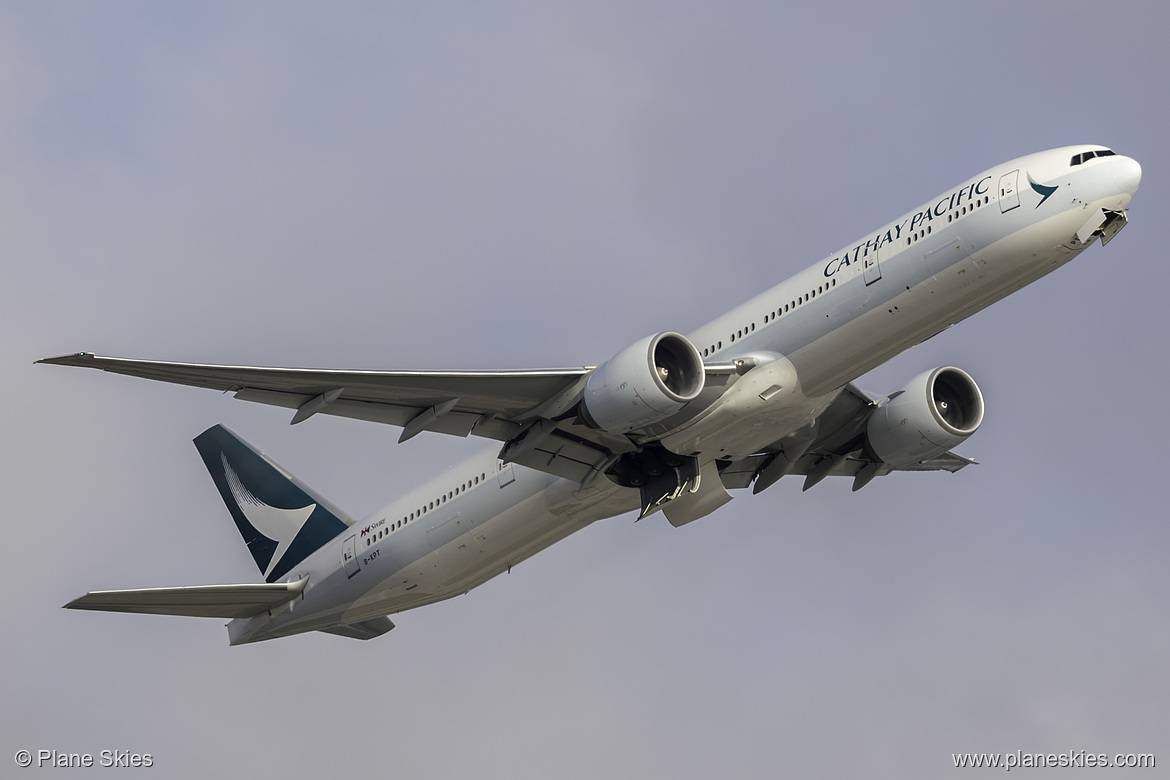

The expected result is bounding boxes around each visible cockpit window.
[1071,149,1116,166]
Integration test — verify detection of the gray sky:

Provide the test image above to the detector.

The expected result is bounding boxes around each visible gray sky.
[4,1,1168,777]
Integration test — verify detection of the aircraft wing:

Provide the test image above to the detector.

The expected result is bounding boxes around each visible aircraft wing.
[38,353,969,492]
[64,578,307,619]
[36,351,649,484]
[37,352,590,438]
[717,383,976,493]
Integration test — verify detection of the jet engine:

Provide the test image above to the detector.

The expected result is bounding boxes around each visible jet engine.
[580,332,705,434]
[866,367,984,466]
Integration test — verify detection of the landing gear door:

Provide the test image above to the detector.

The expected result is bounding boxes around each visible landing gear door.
[999,170,1020,213]
[342,535,360,578]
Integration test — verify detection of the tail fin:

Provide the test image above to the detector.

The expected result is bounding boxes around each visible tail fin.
[194,425,351,582]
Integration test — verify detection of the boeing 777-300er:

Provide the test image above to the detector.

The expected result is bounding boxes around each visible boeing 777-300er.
[40,145,1141,644]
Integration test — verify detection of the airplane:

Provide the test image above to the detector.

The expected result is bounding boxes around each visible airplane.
[39,145,1141,644]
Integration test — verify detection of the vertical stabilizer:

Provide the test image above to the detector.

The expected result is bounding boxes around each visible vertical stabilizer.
[194,425,351,582]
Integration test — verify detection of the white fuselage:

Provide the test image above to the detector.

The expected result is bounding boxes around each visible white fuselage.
[228,146,1139,644]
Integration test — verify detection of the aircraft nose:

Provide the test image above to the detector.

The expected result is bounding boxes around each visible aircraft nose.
[1112,156,1142,196]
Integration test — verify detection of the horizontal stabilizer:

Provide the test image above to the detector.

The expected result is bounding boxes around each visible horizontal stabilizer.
[317,616,396,640]
[64,578,307,619]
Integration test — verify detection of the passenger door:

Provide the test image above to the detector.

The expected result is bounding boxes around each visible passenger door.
[342,535,360,578]
[998,170,1020,213]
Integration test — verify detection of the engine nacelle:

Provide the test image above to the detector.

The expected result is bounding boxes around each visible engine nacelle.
[866,366,985,466]
[581,332,705,434]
